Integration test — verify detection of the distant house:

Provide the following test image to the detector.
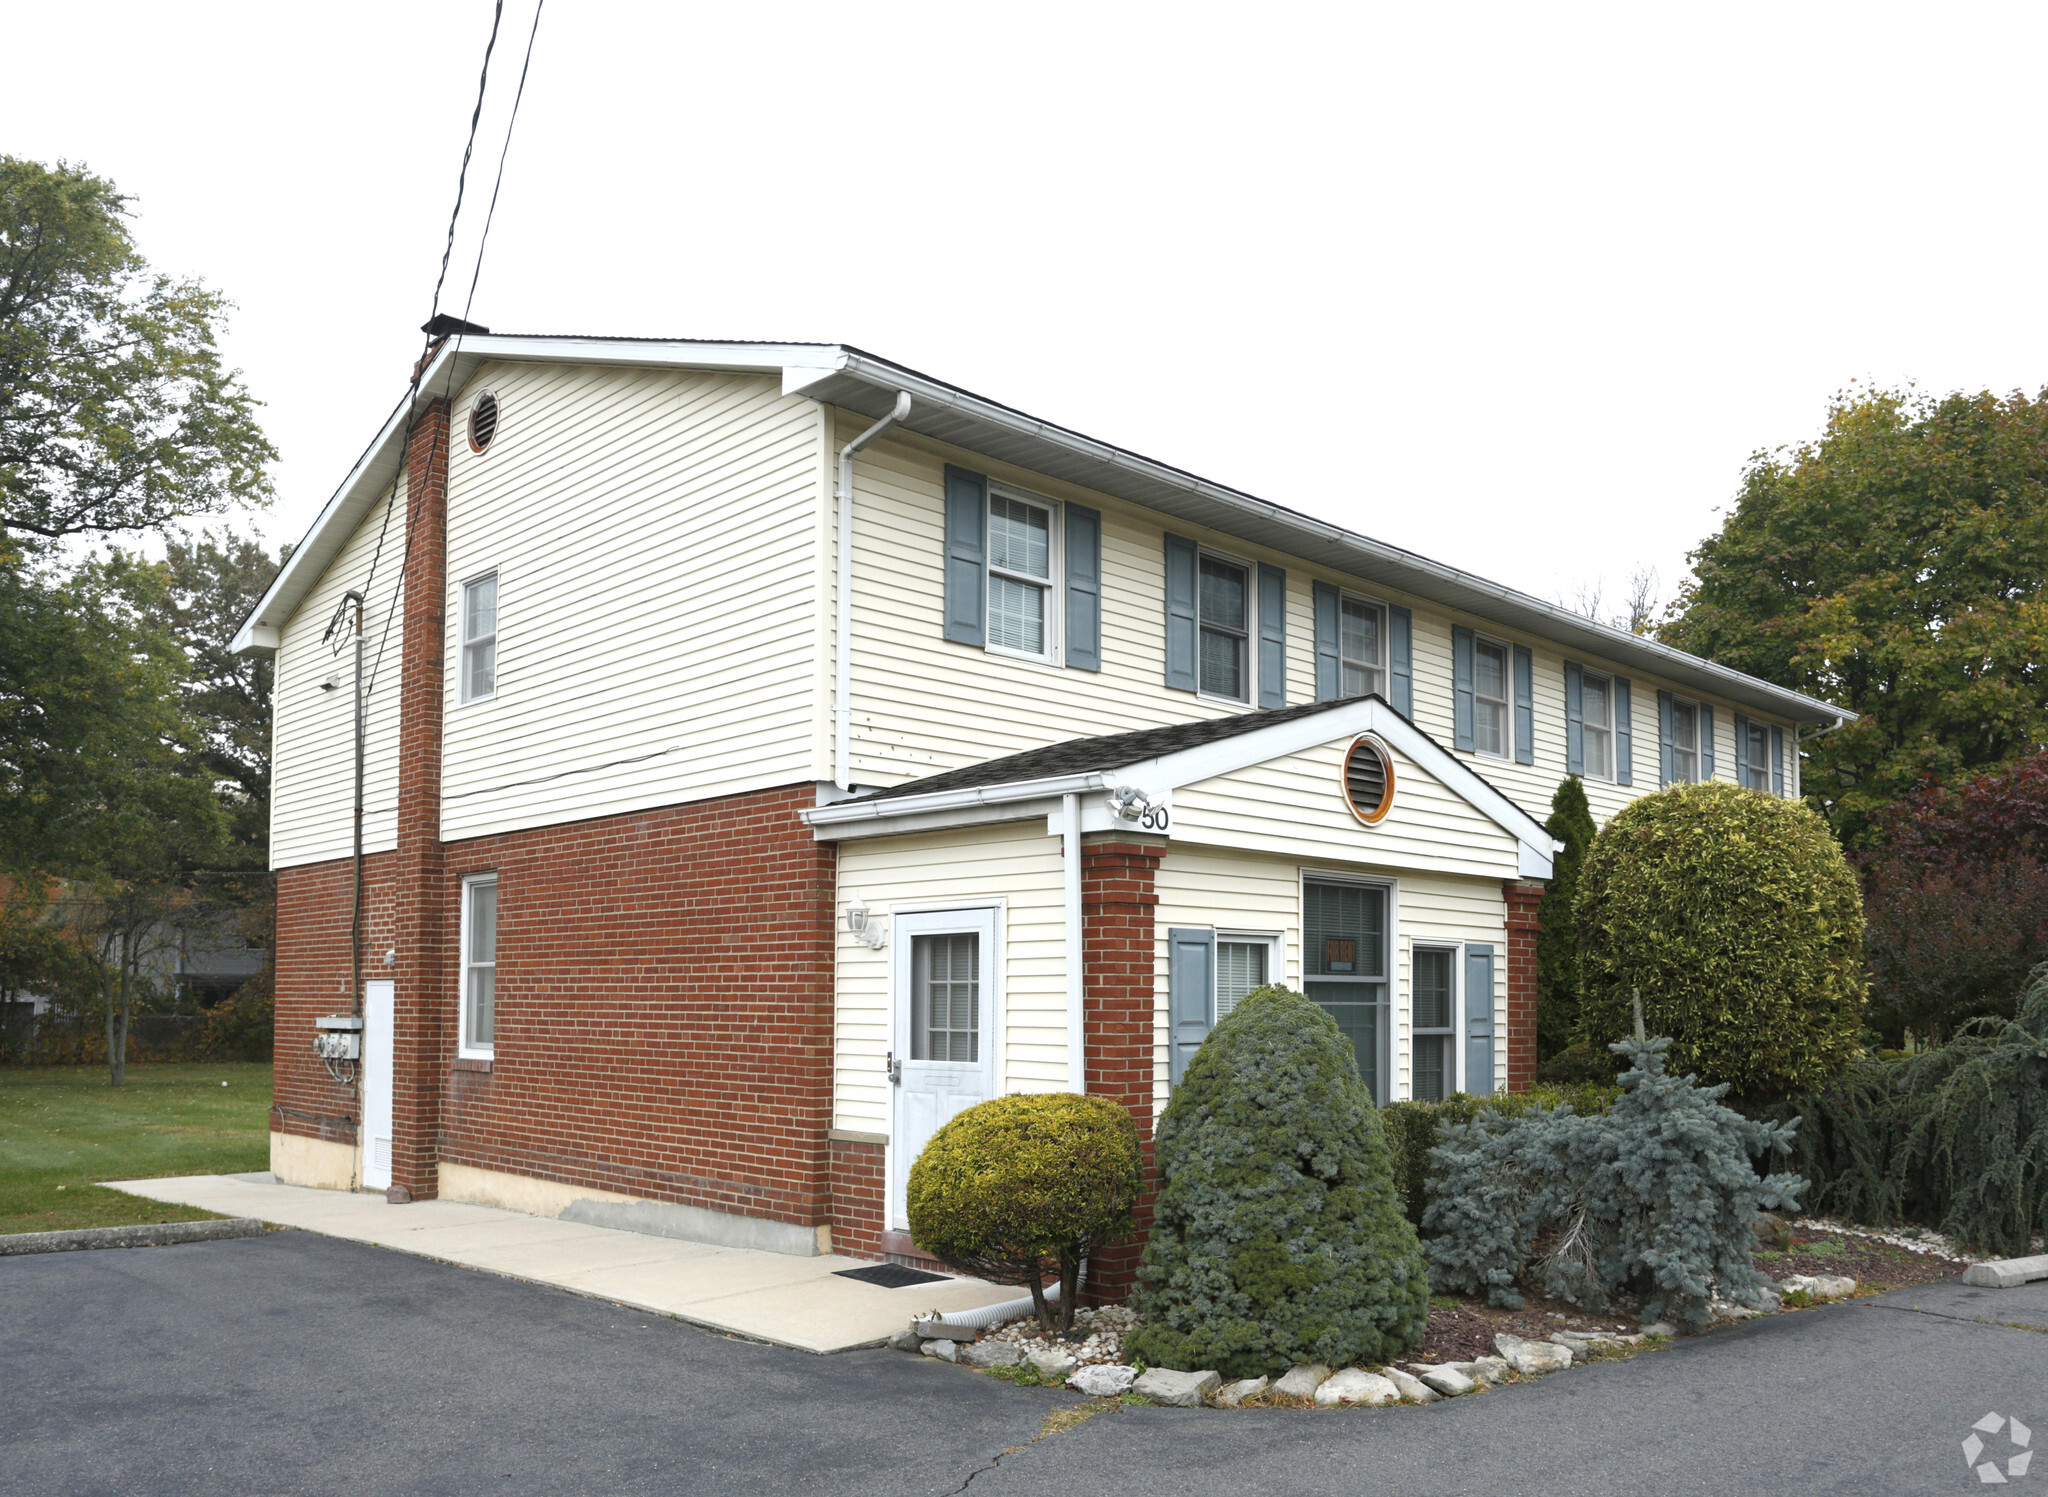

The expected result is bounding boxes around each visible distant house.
[234,334,1848,1286]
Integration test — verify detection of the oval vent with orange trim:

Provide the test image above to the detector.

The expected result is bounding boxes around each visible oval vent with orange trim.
[468,389,500,454]
[1342,737,1394,824]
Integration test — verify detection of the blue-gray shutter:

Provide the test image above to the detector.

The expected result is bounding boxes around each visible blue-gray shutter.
[1772,724,1786,796]
[1451,626,1476,751]
[1512,644,1534,765]
[1389,605,1413,716]
[1657,689,1675,786]
[1168,928,1215,1085]
[1614,676,1633,787]
[1064,503,1102,672]
[1464,944,1496,1097]
[1734,713,1752,786]
[1564,661,1585,776]
[1257,564,1286,709]
[942,466,987,646]
[1164,534,1198,692]
[1312,580,1341,701]
[1700,704,1716,780]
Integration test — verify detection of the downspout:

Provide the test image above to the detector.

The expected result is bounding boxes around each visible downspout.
[1794,714,1852,801]
[1063,792,1085,1094]
[834,393,914,790]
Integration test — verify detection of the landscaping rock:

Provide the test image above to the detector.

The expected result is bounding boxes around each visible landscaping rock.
[1552,1329,1643,1349]
[1380,1367,1440,1404]
[887,1328,922,1353]
[1314,1369,1400,1407]
[1132,1368,1222,1407]
[1215,1376,1269,1407]
[913,1318,960,1340]
[1068,1363,1137,1397]
[1962,1255,2048,1289]
[1468,1355,1509,1385]
[921,1338,960,1363]
[1640,1321,1679,1337]
[1409,1364,1476,1397]
[1271,1363,1334,1398]
[1779,1273,1857,1300]
[1495,1333,1572,1375]
[961,1340,1025,1369]
[1026,1348,1077,1381]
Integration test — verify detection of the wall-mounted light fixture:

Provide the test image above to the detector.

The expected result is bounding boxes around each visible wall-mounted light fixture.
[383,948,397,968]
[844,892,887,949]
[1107,784,1163,823]
[320,673,341,692]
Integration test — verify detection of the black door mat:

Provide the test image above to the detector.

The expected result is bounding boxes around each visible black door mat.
[834,1263,950,1288]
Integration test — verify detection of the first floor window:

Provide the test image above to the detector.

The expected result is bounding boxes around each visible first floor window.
[1581,668,1615,780]
[461,876,497,1054]
[1473,637,1511,757]
[1340,595,1386,699]
[1411,947,1456,1102]
[1215,938,1270,1021]
[911,932,980,1062]
[1304,878,1390,1105]
[987,492,1054,658]
[1739,718,1772,791]
[462,572,498,702]
[1198,554,1250,700]
[1670,696,1701,783]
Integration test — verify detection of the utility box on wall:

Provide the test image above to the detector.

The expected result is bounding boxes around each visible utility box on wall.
[312,1014,362,1061]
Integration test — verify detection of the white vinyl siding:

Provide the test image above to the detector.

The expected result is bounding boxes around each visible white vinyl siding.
[438,364,822,842]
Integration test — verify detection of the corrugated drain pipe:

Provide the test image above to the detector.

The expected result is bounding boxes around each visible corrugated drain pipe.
[835,393,913,790]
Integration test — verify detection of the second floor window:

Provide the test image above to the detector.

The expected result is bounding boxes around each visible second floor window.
[1341,596,1386,698]
[1739,718,1772,791]
[1581,668,1615,779]
[986,492,1055,659]
[462,572,497,702]
[1669,696,1701,782]
[1473,637,1511,758]
[1198,554,1250,700]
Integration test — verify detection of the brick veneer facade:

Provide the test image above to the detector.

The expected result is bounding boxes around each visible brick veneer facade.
[1502,878,1544,1094]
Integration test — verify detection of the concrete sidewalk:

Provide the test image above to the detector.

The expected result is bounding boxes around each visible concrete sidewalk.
[101,1173,1011,1354]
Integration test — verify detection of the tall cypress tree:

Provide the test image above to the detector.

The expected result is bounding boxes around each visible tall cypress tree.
[1537,775,1597,1061]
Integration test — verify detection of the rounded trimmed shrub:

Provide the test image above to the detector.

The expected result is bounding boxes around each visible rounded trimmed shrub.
[906,1091,1141,1333]
[1125,985,1429,1379]
[1575,779,1865,1100]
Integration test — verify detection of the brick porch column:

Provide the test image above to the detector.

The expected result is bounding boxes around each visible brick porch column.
[1081,832,1164,1303]
[389,397,452,1200]
[1502,878,1544,1094]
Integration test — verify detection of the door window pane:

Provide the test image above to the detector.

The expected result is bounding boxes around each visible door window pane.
[1474,639,1510,757]
[1197,556,1249,700]
[1216,941,1267,1021]
[912,933,980,1063]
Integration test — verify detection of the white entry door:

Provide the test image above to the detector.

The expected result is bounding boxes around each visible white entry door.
[888,908,998,1232]
[361,980,395,1192]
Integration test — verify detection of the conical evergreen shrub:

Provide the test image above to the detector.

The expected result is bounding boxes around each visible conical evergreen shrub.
[1126,985,1429,1379]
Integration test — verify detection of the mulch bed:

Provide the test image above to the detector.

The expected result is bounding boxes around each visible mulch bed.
[1409,1226,1967,1363]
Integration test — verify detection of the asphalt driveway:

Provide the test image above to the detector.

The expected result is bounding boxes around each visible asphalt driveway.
[2,1230,2042,1497]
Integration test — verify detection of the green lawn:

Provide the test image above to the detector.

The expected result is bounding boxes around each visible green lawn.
[0,1063,273,1234]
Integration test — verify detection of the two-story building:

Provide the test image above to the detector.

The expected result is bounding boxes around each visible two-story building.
[235,331,1849,1285]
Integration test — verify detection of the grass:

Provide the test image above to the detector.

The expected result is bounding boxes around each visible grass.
[0,1063,272,1234]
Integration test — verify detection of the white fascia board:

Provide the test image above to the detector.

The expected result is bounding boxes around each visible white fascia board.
[816,796,1070,842]
[801,772,1108,837]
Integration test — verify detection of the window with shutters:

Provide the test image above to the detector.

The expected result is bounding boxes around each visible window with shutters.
[1197,552,1251,701]
[1581,668,1615,780]
[1411,945,1457,1102]
[1738,718,1772,791]
[911,932,980,1062]
[985,487,1060,662]
[459,875,497,1059]
[1303,877,1390,1105]
[461,572,498,704]
[1215,934,1276,1021]
[1340,594,1387,699]
[1669,696,1702,783]
[1473,635,1512,759]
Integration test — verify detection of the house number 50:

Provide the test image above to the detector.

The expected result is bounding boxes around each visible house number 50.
[1139,806,1171,832]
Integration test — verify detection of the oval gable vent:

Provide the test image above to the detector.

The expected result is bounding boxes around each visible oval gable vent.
[1342,737,1394,824]
[468,390,500,454]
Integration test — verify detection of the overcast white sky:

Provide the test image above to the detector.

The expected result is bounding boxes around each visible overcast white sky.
[7,2,2046,617]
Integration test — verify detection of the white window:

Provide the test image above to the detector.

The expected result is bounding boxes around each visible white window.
[986,488,1058,661]
[1215,933,1279,1021]
[1581,668,1615,780]
[1473,636,1511,759]
[1411,945,1458,1102]
[1340,595,1386,699]
[461,572,498,703]
[459,875,497,1058]
[1670,696,1701,783]
[1198,553,1251,701]
[1739,719,1772,791]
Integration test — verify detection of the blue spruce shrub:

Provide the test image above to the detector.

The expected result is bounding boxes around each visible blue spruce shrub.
[1125,985,1429,1379]
[1423,1022,1805,1334]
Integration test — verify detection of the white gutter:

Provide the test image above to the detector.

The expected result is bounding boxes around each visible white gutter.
[801,771,1110,828]
[834,393,913,789]
[1063,791,1085,1094]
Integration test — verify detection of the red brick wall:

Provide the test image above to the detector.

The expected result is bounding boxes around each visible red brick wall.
[274,853,397,1149]
[829,1138,885,1260]
[1503,878,1544,1093]
[1081,833,1165,1303]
